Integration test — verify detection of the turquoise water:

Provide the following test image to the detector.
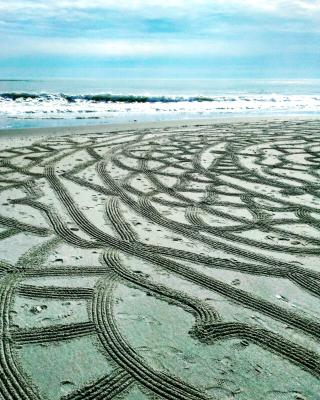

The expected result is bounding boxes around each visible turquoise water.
[1,78,320,129]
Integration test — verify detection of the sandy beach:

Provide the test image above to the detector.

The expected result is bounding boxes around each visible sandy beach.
[0,118,319,399]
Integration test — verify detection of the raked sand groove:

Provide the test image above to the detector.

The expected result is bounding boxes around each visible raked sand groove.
[0,119,319,399]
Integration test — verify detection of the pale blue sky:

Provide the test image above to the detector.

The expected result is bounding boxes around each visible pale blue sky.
[0,0,319,79]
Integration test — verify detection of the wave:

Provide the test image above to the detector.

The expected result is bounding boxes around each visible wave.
[1,91,320,123]
[1,91,320,104]
[0,92,276,103]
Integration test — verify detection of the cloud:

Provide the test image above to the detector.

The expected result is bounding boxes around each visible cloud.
[1,0,319,40]
[0,0,318,68]
[1,30,314,60]
[0,36,252,58]
[0,0,320,18]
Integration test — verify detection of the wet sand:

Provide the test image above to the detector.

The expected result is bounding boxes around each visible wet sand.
[0,118,319,400]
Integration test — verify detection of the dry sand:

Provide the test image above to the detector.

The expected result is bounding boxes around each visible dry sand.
[0,118,319,400]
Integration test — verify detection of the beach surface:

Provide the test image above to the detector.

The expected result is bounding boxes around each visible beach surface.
[0,118,319,400]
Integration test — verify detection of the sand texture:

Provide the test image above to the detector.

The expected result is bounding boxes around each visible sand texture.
[0,119,319,399]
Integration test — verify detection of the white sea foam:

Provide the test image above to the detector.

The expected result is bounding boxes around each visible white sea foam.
[1,91,320,129]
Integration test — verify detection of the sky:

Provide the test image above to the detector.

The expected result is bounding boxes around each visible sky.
[0,0,319,79]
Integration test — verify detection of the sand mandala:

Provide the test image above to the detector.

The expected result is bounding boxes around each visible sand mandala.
[0,120,319,399]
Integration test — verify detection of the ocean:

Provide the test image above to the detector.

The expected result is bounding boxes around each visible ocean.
[1,78,320,129]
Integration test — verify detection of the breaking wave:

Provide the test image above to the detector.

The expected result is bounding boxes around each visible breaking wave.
[1,92,320,123]
[2,91,320,104]
[0,92,258,103]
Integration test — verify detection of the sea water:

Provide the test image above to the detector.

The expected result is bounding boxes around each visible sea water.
[1,78,320,129]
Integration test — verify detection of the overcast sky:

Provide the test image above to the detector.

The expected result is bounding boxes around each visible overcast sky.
[0,0,319,78]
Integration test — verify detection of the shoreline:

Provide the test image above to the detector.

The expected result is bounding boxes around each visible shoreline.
[1,115,320,139]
